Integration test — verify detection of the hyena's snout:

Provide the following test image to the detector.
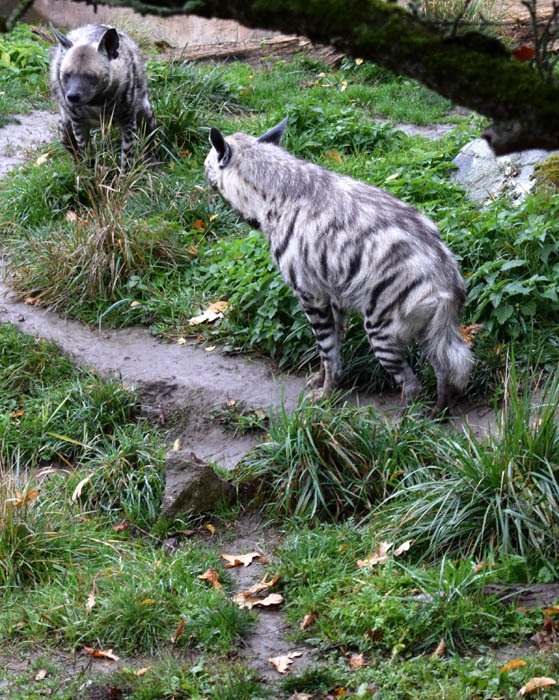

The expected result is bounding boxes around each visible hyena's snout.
[65,78,93,105]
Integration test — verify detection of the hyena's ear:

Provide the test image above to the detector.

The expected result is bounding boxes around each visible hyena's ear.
[98,28,120,60]
[50,23,73,51]
[257,117,288,145]
[209,127,232,169]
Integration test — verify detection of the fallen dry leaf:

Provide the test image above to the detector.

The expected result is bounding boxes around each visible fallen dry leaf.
[241,573,281,596]
[357,541,393,568]
[34,668,47,681]
[36,152,52,166]
[221,551,265,568]
[269,651,303,674]
[81,646,120,661]
[205,523,216,535]
[431,636,446,658]
[348,653,365,668]
[187,301,229,326]
[234,592,284,610]
[9,488,40,508]
[530,617,559,649]
[300,611,317,630]
[135,667,149,677]
[86,591,96,612]
[499,659,527,673]
[393,540,413,557]
[519,677,557,695]
[460,323,483,347]
[198,567,222,589]
[72,474,92,501]
[170,618,185,644]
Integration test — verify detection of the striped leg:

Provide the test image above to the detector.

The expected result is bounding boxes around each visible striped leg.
[365,319,422,401]
[300,296,345,399]
[120,115,137,169]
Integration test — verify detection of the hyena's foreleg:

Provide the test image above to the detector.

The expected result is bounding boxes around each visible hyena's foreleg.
[300,295,345,399]
[119,113,138,169]
[364,318,422,402]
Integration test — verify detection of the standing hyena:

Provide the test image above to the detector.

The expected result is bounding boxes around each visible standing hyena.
[205,118,473,414]
[50,23,156,167]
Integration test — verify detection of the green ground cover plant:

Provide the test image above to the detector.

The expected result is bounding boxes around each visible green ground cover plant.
[0,24,50,119]
[2,22,559,700]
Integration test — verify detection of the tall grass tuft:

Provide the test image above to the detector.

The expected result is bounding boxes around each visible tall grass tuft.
[0,468,116,592]
[236,396,445,519]
[376,367,559,566]
[7,150,191,316]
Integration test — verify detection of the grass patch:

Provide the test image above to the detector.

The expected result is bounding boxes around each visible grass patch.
[2,24,559,699]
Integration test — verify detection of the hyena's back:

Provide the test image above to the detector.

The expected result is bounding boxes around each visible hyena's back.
[50,23,156,165]
[205,120,473,414]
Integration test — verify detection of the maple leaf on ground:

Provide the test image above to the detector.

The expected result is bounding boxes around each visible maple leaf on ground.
[519,677,557,695]
[81,646,120,661]
[269,651,303,674]
[393,540,413,557]
[348,653,365,668]
[8,488,40,508]
[357,541,393,568]
[187,301,229,326]
[241,573,281,596]
[197,567,222,589]
[170,618,185,644]
[431,636,446,658]
[499,659,527,673]
[220,551,266,568]
[300,611,318,629]
[233,592,284,609]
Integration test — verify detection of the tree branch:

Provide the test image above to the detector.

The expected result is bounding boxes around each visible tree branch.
[37,0,559,152]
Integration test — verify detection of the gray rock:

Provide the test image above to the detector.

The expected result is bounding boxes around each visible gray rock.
[162,449,236,518]
[452,138,555,204]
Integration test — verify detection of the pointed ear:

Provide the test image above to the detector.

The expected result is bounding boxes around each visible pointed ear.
[98,27,120,60]
[209,127,232,169]
[50,23,73,51]
[257,117,288,145]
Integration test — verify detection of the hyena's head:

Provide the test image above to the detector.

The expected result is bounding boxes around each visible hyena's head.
[52,25,120,107]
[204,117,288,195]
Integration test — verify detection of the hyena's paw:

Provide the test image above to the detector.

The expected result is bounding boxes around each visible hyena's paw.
[305,370,325,391]
[304,384,331,403]
[400,378,423,407]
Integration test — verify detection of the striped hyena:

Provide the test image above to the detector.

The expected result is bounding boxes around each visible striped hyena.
[205,118,473,414]
[50,23,156,167]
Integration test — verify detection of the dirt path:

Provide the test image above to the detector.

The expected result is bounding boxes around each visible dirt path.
[0,109,499,686]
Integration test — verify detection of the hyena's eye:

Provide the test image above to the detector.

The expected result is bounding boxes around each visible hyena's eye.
[62,71,73,83]
[82,72,99,86]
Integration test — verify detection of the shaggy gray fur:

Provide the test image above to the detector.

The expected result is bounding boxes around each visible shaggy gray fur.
[50,24,156,167]
[205,118,473,413]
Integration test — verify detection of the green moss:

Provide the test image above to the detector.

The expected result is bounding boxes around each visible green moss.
[534,153,559,191]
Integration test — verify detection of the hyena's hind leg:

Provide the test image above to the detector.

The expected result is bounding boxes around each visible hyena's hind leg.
[299,295,345,400]
[364,318,422,403]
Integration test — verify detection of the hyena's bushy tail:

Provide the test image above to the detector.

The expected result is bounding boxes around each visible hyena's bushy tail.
[423,295,473,391]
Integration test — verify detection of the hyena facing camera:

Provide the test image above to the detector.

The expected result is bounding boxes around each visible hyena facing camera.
[205,118,473,414]
[50,24,156,168]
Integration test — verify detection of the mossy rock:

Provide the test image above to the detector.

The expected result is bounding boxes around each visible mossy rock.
[533,153,559,191]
